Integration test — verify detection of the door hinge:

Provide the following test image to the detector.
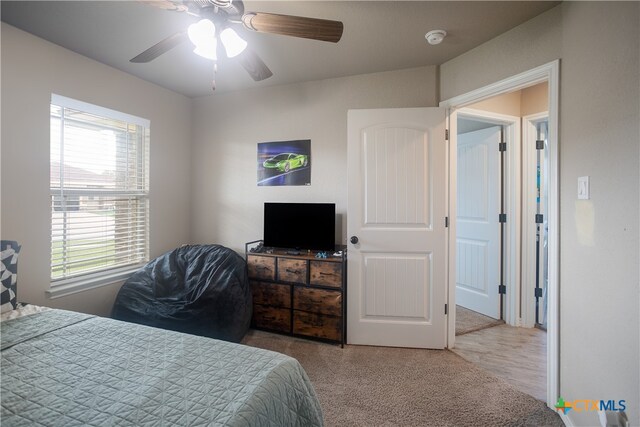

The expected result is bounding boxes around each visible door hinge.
[445,304,448,315]
[499,142,507,152]
[445,216,449,228]
[499,213,507,223]
[498,285,507,294]
[445,129,450,141]
[536,140,545,150]
[534,288,543,298]
[535,214,544,224]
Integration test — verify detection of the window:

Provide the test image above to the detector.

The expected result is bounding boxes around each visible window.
[50,94,149,290]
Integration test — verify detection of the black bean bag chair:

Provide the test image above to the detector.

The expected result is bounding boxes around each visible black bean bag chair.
[111,244,252,342]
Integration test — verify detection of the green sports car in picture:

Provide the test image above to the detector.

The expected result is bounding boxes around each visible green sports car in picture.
[263,153,309,173]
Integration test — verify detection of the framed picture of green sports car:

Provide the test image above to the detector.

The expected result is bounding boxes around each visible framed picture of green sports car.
[257,139,311,186]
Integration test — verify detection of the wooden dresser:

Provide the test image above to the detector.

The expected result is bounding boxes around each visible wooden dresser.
[245,241,346,346]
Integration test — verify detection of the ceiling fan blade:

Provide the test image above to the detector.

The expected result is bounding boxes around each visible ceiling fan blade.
[242,12,343,43]
[236,48,273,81]
[130,32,188,63]
[138,0,189,12]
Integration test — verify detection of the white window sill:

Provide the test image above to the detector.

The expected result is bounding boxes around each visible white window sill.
[46,264,145,299]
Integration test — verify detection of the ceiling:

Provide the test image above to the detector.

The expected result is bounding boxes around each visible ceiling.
[1,1,559,98]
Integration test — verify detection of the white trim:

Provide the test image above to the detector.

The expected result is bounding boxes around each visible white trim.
[546,59,560,411]
[445,109,458,349]
[46,264,142,299]
[440,59,560,411]
[439,61,553,110]
[455,108,521,327]
[521,112,549,328]
[558,411,574,427]
[51,94,150,127]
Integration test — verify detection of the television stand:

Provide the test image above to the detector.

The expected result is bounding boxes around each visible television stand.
[245,240,347,346]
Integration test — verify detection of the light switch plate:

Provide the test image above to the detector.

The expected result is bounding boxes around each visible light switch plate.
[578,176,590,200]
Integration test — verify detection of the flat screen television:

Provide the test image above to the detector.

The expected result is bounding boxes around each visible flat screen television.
[264,202,335,251]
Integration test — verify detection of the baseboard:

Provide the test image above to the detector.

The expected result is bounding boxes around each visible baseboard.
[558,411,574,426]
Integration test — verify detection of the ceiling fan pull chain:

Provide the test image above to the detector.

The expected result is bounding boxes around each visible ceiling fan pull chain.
[212,61,218,91]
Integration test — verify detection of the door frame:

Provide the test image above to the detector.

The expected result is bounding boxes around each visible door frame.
[455,109,521,324]
[440,60,560,410]
[521,111,550,328]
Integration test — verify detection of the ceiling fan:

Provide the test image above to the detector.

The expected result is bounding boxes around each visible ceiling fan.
[131,0,344,89]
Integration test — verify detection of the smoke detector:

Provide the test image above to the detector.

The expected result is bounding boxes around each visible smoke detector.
[425,30,447,45]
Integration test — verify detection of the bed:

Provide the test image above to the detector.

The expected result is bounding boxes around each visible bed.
[1,306,323,426]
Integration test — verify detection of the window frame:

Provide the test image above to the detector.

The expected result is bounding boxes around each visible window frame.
[48,94,150,298]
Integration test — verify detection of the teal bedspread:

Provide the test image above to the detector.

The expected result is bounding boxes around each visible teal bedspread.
[1,310,323,426]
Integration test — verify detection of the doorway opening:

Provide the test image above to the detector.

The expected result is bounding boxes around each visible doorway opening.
[454,109,519,325]
[453,102,546,401]
[440,60,559,409]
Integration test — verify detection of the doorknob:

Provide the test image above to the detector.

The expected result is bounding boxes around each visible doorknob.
[350,236,359,244]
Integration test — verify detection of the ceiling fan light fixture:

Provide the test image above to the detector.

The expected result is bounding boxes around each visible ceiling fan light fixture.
[220,27,248,58]
[193,44,218,60]
[188,19,218,60]
[133,0,344,87]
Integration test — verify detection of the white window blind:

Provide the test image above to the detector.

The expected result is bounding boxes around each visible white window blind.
[50,95,150,283]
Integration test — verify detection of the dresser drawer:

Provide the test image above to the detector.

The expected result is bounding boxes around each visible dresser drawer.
[310,261,342,288]
[293,311,341,341]
[253,305,291,333]
[251,281,291,308]
[247,255,276,281]
[293,287,342,316]
[277,258,307,284]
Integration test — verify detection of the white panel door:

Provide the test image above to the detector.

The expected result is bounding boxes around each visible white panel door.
[456,126,501,319]
[347,108,447,349]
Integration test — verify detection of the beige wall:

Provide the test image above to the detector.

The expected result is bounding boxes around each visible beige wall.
[468,90,522,116]
[521,82,548,116]
[466,82,548,117]
[441,3,640,425]
[190,66,437,254]
[0,24,192,316]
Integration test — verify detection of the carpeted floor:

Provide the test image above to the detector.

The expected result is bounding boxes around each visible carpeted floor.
[242,329,563,426]
[456,305,504,336]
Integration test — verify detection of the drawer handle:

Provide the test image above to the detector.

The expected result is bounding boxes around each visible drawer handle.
[286,268,302,274]
[319,272,334,276]
[256,265,271,271]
